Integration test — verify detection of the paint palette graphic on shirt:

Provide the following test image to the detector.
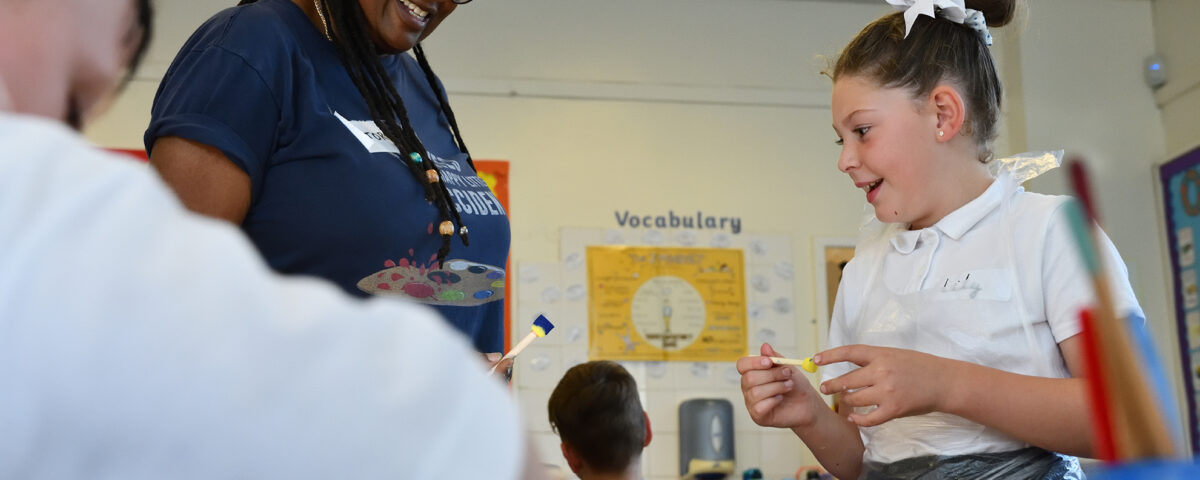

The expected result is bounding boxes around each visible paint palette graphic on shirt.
[357,258,505,306]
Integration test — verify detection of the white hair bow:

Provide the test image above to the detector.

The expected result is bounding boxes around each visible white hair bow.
[885,0,992,46]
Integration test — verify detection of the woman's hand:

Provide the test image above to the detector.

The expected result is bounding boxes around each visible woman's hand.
[737,343,826,429]
[815,345,958,427]
[483,352,514,383]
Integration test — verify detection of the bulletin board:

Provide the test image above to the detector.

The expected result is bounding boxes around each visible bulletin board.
[586,246,746,362]
[1159,145,1200,454]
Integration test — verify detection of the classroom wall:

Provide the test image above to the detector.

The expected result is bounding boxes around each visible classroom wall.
[84,0,1184,477]
[1150,0,1200,453]
[1152,0,1200,159]
[1012,0,1183,453]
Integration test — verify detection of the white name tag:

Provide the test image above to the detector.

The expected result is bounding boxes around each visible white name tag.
[936,268,1012,301]
[334,111,400,154]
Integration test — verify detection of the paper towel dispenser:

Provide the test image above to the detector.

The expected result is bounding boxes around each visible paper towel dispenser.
[679,398,735,479]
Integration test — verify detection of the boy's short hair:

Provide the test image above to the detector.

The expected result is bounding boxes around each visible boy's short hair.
[548,361,645,474]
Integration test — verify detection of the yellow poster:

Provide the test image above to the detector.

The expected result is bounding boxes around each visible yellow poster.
[587,246,746,361]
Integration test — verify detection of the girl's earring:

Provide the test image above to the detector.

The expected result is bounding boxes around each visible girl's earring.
[937,130,945,137]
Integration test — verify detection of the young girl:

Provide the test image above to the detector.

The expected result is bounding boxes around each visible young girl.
[738,1,1142,478]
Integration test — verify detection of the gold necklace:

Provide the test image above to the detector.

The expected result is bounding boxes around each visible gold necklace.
[313,0,332,41]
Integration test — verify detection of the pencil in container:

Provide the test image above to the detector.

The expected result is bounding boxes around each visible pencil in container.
[1065,159,1176,459]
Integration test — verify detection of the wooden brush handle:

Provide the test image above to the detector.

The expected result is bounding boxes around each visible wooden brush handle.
[1089,268,1175,458]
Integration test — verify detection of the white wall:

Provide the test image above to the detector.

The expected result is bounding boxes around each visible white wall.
[84,0,1184,476]
[1151,0,1200,453]
[1012,0,1183,450]
[1153,0,1200,159]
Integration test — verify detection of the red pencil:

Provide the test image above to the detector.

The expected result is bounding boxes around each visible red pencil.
[1078,307,1117,462]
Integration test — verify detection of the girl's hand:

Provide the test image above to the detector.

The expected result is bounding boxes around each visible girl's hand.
[737,343,826,429]
[815,345,958,427]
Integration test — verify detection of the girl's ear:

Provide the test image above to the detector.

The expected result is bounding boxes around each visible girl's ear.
[929,84,966,143]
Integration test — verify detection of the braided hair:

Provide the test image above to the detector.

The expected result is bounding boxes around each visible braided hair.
[238,0,472,266]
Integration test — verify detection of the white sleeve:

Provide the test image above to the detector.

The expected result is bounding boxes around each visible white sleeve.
[1041,200,1144,343]
[0,117,523,479]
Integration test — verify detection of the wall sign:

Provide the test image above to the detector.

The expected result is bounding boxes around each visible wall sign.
[587,246,746,361]
[614,210,742,234]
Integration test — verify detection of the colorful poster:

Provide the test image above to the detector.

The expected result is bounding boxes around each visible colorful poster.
[1160,145,1200,455]
[474,160,512,349]
[587,246,746,362]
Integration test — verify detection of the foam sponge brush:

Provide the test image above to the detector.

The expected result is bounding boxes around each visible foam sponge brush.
[530,314,554,338]
[489,315,554,374]
[766,356,818,373]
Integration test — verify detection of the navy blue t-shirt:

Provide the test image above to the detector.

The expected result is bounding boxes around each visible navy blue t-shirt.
[145,0,509,352]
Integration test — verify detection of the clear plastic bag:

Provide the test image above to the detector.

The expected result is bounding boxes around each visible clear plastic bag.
[989,150,1063,185]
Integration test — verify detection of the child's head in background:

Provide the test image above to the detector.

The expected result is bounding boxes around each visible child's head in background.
[548,361,651,479]
[830,0,1019,229]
